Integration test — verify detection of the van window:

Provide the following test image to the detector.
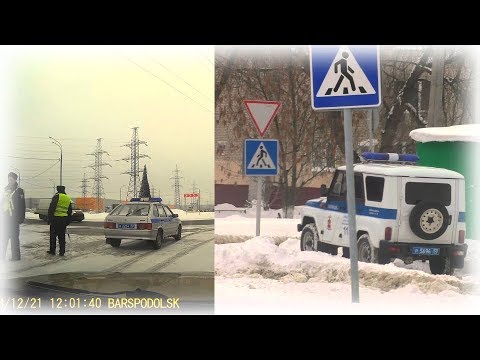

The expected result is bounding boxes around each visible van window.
[329,171,345,196]
[354,174,364,200]
[366,176,385,202]
[405,182,451,206]
[329,170,364,200]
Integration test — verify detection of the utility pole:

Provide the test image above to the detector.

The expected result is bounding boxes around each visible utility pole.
[427,46,446,127]
[170,165,183,209]
[122,127,150,198]
[151,186,156,198]
[191,180,197,211]
[87,138,111,213]
[80,173,89,198]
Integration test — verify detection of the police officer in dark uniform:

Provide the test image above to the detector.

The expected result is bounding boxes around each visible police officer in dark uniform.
[1,172,26,261]
[47,185,72,256]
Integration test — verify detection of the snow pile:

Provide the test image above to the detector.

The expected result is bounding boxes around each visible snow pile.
[215,203,244,211]
[215,218,300,241]
[215,237,477,295]
[215,276,480,315]
[84,212,109,221]
[410,124,480,143]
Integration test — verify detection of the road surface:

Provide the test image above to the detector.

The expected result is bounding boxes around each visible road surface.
[1,223,214,278]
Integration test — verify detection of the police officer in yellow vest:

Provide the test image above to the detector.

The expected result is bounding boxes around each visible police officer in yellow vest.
[1,172,26,261]
[47,185,72,256]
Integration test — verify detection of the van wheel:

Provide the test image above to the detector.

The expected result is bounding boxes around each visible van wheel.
[409,201,449,240]
[429,256,454,275]
[153,230,163,250]
[300,224,317,251]
[357,234,378,263]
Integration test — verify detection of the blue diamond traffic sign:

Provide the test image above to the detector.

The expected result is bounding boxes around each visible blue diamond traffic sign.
[244,139,278,176]
[310,45,381,110]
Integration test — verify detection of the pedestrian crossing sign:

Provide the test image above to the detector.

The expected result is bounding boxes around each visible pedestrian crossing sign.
[244,139,278,176]
[310,45,381,110]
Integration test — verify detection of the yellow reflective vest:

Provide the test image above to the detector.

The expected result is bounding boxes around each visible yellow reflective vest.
[54,193,71,217]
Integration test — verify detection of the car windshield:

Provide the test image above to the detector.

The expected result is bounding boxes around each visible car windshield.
[111,204,150,216]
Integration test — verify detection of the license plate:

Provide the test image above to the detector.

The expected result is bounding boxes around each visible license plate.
[412,246,440,256]
[117,223,137,230]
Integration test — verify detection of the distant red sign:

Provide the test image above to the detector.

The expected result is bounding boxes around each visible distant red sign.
[183,193,199,198]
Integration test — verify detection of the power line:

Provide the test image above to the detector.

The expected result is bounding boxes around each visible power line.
[152,58,214,103]
[24,160,60,180]
[5,155,59,160]
[127,58,213,114]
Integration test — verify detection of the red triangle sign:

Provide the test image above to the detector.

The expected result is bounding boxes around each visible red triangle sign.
[244,100,282,137]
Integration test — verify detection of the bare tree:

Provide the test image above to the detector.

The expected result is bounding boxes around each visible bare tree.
[378,46,473,153]
[216,47,335,217]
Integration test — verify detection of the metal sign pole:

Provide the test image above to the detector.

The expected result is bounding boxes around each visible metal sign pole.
[344,108,360,303]
[255,177,263,236]
[368,109,374,152]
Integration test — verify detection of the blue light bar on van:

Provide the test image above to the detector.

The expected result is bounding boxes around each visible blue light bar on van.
[362,152,419,163]
[130,197,163,203]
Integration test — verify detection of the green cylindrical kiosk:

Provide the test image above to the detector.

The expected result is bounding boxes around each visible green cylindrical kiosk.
[410,124,480,239]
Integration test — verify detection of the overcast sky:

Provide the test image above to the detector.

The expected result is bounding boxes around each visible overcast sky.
[1,46,214,205]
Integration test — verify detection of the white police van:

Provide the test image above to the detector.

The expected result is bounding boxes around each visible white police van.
[104,197,182,249]
[297,153,468,275]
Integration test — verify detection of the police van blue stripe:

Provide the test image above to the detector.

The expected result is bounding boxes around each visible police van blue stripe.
[305,200,397,220]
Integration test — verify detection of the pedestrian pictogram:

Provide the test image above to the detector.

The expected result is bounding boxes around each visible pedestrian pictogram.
[247,143,276,170]
[310,45,381,110]
[244,139,278,176]
[317,47,376,97]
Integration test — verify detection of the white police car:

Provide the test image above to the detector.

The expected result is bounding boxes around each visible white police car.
[297,153,468,275]
[104,197,182,249]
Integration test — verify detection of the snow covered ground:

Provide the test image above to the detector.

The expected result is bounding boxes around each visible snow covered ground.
[25,209,213,221]
[215,204,480,314]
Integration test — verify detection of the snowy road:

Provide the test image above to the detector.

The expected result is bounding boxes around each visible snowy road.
[1,224,214,278]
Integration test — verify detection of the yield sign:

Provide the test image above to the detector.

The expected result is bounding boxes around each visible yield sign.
[244,100,282,137]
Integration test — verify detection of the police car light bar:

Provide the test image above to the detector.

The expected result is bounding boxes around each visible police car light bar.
[130,197,163,203]
[361,152,419,163]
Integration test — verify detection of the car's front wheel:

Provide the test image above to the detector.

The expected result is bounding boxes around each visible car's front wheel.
[300,224,317,251]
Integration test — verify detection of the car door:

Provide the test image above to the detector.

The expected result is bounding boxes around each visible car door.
[163,205,178,236]
[151,204,161,234]
[398,177,457,245]
[155,205,170,235]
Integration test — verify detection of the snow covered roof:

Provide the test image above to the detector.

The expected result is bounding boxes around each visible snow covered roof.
[409,124,480,143]
[337,163,464,179]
